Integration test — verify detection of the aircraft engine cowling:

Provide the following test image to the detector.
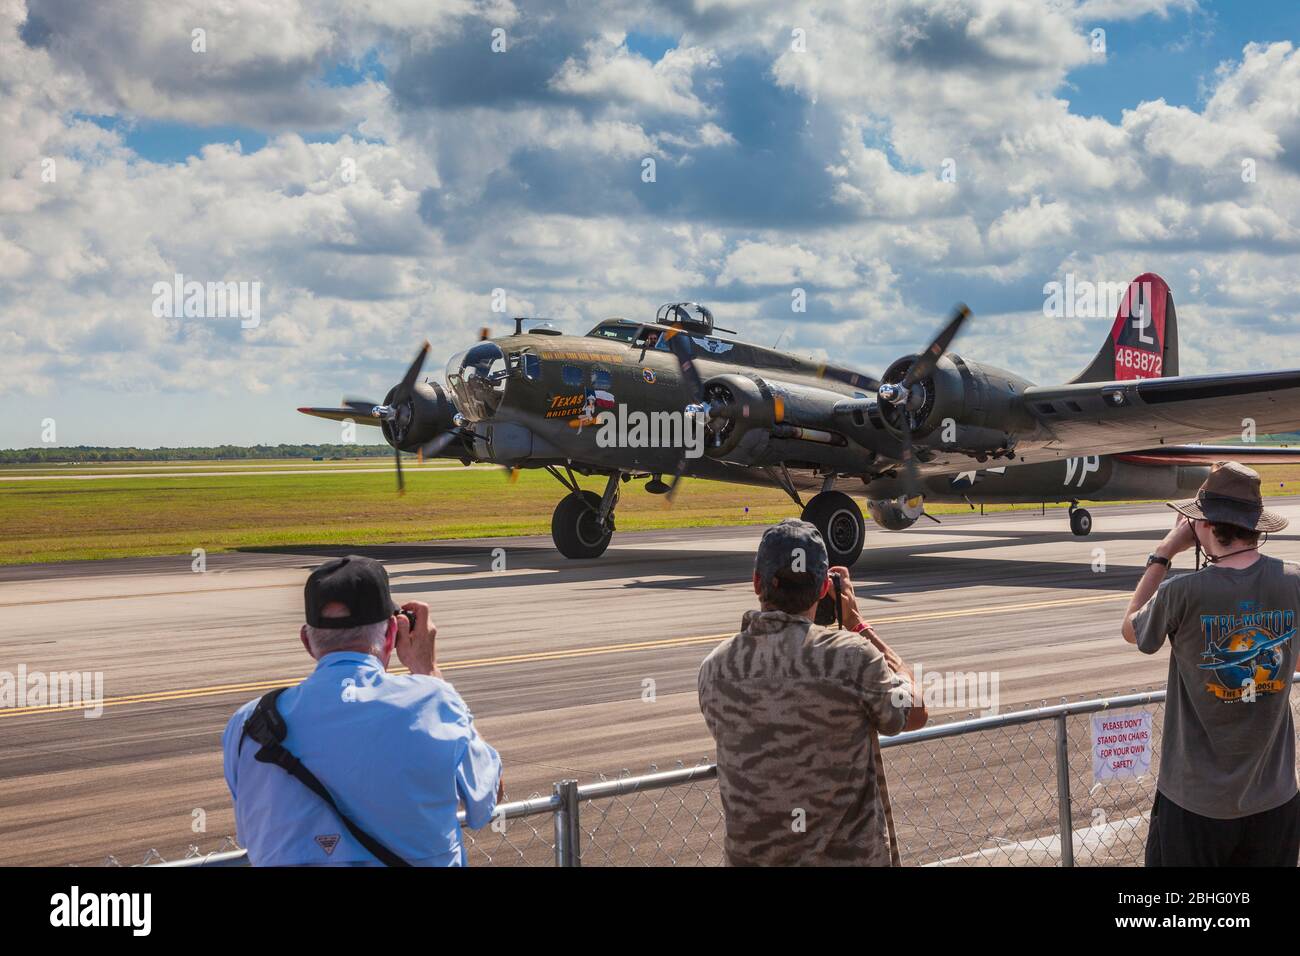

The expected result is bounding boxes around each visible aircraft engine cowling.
[381,380,457,452]
[867,495,925,531]
[876,354,1036,460]
[700,373,775,460]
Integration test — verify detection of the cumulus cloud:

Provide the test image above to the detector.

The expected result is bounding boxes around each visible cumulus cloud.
[549,34,720,118]
[4,0,1300,446]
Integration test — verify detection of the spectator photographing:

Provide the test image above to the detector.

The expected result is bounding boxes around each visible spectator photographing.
[698,519,927,866]
[1123,461,1300,866]
[222,554,502,866]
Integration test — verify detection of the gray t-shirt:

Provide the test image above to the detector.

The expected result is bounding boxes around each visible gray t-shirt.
[1133,554,1300,819]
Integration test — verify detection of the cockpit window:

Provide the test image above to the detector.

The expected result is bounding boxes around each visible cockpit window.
[587,321,641,343]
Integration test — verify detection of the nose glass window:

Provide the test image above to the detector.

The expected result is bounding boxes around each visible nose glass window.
[446,342,509,420]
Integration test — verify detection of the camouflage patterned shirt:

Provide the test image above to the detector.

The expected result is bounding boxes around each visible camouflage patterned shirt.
[697,609,912,866]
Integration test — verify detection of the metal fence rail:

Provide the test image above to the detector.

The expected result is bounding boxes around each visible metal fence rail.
[145,677,1300,867]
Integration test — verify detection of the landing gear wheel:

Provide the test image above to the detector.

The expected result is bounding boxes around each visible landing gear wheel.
[552,491,614,558]
[1069,507,1092,537]
[801,491,866,568]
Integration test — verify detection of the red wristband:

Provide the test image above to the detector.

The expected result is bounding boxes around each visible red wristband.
[851,622,869,633]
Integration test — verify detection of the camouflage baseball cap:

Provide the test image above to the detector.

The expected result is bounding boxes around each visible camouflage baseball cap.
[755,518,830,584]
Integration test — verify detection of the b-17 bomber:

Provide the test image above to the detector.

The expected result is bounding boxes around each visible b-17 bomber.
[301,274,1300,567]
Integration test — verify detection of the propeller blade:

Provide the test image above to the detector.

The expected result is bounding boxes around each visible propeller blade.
[394,446,405,495]
[664,454,692,506]
[418,431,460,460]
[664,328,704,400]
[817,364,881,393]
[397,341,431,397]
[900,416,921,498]
[902,303,971,388]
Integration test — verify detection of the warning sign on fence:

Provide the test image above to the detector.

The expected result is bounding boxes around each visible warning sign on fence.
[1091,710,1153,783]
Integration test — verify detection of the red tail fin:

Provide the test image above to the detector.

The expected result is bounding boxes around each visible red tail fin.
[1071,273,1179,383]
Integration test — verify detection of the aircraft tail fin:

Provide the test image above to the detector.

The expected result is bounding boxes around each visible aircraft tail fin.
[1070,272,1178,383]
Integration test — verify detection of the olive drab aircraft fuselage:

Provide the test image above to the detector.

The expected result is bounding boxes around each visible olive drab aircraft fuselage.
[300,277,1300,567]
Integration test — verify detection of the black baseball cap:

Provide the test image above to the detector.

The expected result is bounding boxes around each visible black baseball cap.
[304,555,400,629]
[755,519,830,584]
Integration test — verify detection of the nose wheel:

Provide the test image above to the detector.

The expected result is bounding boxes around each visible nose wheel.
[802,491,866,568]
[1068,504,1092,537]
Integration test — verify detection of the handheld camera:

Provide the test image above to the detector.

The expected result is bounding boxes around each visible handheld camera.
[814,571,844,627]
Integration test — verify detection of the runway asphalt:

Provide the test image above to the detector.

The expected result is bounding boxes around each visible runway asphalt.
[3,498,1299,866]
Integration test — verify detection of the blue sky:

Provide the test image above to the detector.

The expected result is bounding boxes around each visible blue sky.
[4,0,1300,448]
[1067,2,1300,121]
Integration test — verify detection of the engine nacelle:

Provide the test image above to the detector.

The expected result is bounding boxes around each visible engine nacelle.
[867,495,925,531]
[700,373,775,460]
[875,354,1037,459]
[382,380,457,452]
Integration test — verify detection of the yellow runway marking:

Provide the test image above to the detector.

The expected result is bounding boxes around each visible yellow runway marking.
[0,591,1129,719]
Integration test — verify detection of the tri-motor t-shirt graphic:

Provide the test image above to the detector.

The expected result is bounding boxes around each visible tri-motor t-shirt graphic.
[1198,608,1297,702]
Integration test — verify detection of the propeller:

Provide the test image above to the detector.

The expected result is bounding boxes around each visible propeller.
[877,303,972,497]
[659,329,759,503]
[302,340,468,490]
[378,341,431,494]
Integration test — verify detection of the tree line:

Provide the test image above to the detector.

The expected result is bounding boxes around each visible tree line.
[0,444,395,464]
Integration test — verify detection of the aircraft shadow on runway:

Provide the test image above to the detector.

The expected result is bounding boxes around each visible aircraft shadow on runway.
[240,525,1180,604]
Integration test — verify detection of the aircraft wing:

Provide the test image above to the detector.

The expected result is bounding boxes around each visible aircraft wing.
[297,406,383,424]
[1116,444,1300,466]
[1022,369,1300,458]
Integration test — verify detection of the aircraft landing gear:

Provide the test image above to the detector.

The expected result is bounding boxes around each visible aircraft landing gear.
[549,468,618,559]
[1068,503,1093,537]
[802,491,866,568]
[552,492,613,558]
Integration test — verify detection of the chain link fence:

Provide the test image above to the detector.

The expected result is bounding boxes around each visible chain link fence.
[142,678,1300,867]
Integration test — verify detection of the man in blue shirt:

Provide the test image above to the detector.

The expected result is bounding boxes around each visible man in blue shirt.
[222,554,503,866]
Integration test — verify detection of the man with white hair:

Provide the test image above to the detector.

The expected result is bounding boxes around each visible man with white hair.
[222,554,502,866]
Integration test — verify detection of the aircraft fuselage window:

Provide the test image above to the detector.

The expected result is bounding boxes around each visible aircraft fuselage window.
[592,368,612,390]
[518,351,540,381]
[562,364,584,387]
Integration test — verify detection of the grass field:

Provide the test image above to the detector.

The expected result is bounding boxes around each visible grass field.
[2,459,1298,565]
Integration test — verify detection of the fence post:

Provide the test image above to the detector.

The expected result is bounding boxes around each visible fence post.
[1054,713,1074,867]
[552,779,582,867]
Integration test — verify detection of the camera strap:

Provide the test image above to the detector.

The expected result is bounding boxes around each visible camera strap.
[238,688,411,867]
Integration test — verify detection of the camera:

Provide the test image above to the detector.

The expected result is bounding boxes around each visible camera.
[814,571,844,627]
[398,608,418,632]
